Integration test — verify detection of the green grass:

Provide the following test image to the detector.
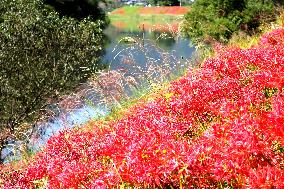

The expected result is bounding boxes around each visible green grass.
[110,16,181,32]
[109,12,183,23]
[110,13,182,20]
[108,6,186,32]
[120,6,140,15]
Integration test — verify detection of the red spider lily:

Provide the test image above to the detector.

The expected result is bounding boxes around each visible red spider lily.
[1,28,284,188]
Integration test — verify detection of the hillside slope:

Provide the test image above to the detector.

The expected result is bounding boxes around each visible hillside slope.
[1,28,284,188]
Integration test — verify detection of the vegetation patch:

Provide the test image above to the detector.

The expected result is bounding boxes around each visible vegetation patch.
[182,0,284,44]
[138,6,190,15]
[109,6,188,32]
[0,0,106,161]
[110,6,190,16]
[1,25,284,188]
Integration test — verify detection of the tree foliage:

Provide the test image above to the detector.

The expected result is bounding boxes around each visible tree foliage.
[182,0,283,44]
[0,0,106,157]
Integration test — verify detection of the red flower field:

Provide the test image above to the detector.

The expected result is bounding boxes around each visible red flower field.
[138,6,190,15]
[110,21,127,30]
[1,28,284,188]
[110,8,125,15]
[110,6,190,16]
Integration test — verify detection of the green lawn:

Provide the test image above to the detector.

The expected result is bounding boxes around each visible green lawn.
[109,6,185,32]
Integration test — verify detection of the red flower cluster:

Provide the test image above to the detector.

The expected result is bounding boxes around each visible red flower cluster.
[110,6,189,16]
[110,8,125,15]
[1,29,284,188]
[138,6,190,15]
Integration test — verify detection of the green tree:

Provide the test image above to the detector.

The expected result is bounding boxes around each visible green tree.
[0,0,106,161]
[182,0,283,44]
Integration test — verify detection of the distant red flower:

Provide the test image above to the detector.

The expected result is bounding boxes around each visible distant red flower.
[138,6,189,15]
